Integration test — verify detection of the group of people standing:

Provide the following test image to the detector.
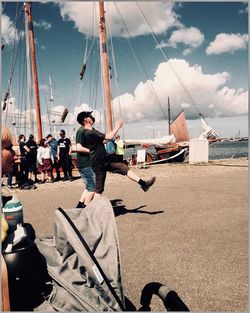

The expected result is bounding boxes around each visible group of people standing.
[75,111,156,208]
[7,130,74,189]
[4,112,156,204]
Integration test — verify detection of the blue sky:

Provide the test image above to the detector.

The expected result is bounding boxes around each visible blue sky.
[1,1,248,139]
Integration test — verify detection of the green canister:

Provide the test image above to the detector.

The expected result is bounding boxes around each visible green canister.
[2,194,23,232]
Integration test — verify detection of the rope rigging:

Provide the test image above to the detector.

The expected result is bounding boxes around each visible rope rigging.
[1,2,7,14]
[79,3,104,130]
[35,45,52,135]
[3,3,23,108]
[106,3,126,142]
[114,3,169,123]
[135,1,207,123]
[1,2,23,49]
[79,3,96,80]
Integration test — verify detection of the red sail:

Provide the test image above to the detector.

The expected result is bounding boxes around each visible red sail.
[170,111,189,143]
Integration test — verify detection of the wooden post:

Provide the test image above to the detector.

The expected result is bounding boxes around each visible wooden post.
[99,0,113,132]
[1,256,10,311]
[24,2,43,141]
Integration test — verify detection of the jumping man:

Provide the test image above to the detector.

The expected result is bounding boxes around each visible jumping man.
[78,111,156,198]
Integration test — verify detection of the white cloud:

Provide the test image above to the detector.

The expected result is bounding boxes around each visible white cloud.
[109,59,248,122]
[181,103,191,109]
[168,27,204,49]
[65,58,247,129]
[156,40,168,49]
[33,20,52,30]
[58,2,181,38]
[156,27,204,55]
[182,48,193,56]
[239,4,248,14]
[1,14,23,46]
[206,33,248,55]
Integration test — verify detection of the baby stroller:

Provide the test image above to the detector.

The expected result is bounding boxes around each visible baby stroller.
[3,196,189,311]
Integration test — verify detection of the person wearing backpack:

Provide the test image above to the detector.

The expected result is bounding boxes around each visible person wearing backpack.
[75,120,95,208]
[78,111,156,198]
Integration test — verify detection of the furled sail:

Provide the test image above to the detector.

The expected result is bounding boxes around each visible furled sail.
[125,135,175,146]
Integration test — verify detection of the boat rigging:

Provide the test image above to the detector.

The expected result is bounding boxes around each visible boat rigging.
[78,1,219,163]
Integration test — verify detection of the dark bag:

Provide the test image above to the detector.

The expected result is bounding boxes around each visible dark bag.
[2,224,50,311]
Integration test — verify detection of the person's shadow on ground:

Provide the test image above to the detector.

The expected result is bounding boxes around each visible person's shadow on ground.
[111,199,164,217]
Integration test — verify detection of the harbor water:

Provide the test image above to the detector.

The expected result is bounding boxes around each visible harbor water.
[209,140,248,160]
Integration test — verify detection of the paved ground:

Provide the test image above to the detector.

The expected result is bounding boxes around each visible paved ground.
[2,159,248,311]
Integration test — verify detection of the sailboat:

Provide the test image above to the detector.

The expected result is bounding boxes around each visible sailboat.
[2,2,43,143]
[2,2,71,145]
[78,1,220,165]
[2,2,219,165]
[125,106,190,164]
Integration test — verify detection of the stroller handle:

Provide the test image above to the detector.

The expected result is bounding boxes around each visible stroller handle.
[139,282,190,311]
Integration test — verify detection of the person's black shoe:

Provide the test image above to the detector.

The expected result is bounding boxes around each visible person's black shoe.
[54,177,60,182]
[69,176,74,181]
[141,177,156,192]
[76,201,86,208]
[62,177,68,181]
[38,180,46,184]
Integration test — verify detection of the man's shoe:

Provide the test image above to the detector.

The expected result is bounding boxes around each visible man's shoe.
[69,176,74,181]
[38,180,46,184]
[62,177,68,181]
[141,177,156,192]
[76,202,86,209]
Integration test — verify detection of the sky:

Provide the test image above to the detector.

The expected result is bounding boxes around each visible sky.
[1,1,249,140]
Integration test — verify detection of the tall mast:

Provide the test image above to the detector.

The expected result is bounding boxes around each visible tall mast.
[24,8,33,134]
[168,97,171,135]
[99,0,113,132]
[49,76,54,103]
[49,76,57,138]
[24,2,43,141]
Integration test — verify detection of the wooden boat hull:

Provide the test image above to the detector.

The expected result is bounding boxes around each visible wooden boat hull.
[155,144,187,163]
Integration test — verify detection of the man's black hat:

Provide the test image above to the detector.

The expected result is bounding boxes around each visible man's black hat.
[77,111,95,124]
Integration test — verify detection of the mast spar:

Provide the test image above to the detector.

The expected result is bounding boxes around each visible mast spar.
[167,97,171,135]
[24,6,33,134]
[99,0,113,132]
[24,2,43,141]
[49,76,57,138]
